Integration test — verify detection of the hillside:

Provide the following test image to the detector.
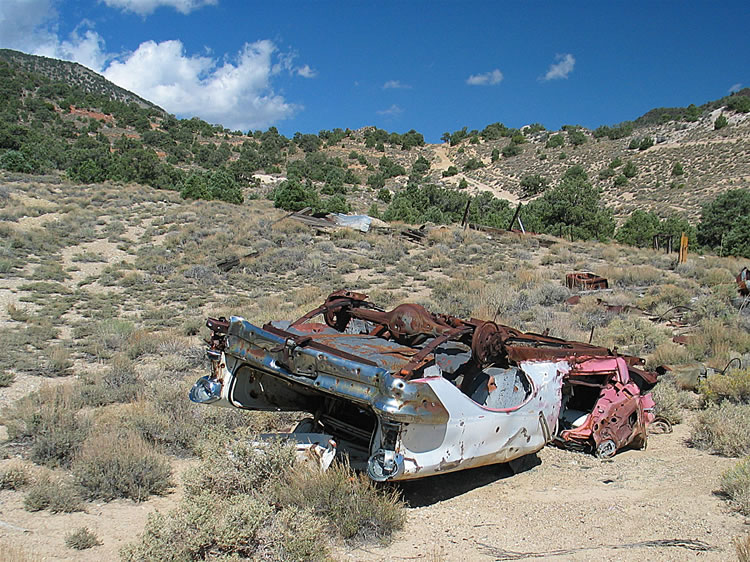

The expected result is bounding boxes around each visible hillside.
[0,49,160,110]
[0,48,749,239]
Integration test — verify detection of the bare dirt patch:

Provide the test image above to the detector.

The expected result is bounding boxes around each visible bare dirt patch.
[337,421,745,561]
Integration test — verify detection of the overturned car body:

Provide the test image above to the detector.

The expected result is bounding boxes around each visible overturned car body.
[191,290,657,481]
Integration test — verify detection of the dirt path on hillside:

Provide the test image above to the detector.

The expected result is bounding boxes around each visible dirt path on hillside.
[431,145,453,172]
[459,175,520,204]
[336,420,747,561]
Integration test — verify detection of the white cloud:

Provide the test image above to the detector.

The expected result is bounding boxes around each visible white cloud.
[728,82,743,93]
[103,39,298,130]
[100,0,217,16]
[541,53,575,81]
[0,1,308,130]
[383,80,411,89]
[377,104,403,116]
[296,64,317,78]
[466,69,503,86]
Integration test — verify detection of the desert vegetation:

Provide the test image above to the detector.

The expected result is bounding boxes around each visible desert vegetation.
[1,48,750,560]
[0,169,749,558]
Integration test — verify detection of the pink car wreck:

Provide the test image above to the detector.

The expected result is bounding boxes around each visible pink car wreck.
[191,290,658,481]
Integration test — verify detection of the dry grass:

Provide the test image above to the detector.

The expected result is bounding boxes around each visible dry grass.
[737,531,750,562]
[65,527,102,550]
[0,459,33,490]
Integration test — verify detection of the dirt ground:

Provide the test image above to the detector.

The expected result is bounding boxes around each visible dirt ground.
[0,420,745,561]
[336,419,747,561]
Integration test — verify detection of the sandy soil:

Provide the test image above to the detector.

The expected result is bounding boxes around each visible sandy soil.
[0,417,745,561]
[0,459,195,561]
[459,174,520,205]
[336,420,747,561]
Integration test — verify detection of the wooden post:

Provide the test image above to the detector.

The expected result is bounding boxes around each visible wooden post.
[678,232,688,264]
[509,202,522,231]
[461,198,471,229]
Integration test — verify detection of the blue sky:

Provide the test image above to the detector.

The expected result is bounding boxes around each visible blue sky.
[1,0,748,142]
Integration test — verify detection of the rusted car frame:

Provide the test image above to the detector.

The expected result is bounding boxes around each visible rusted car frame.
[566,272,609,291]
[191,290,657,481]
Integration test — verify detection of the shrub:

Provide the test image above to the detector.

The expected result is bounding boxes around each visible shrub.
[651,376,694,424]
[121,493,327,561]
[183,438,295,498]
[0,371,14,387]
[638,136,654,150]
[622,160,638,178]
[699,367,750,404]
[714,114,728,130]
[2,385,91,468]
[520,174,548,196]
[720,456,750,515]
[72,430,172,502]
[0,150,33,173]
[65,527,102,550]
[463,158,484,171]
[39,344,73,376]
[271,462,405,543]
[691,402,750,456]
[502,142,522,157]
[545,134,564,148]
[24,474,84,513]
[377,187,392,203]
[671,162,684,176]
[273,179,320,212]
[600,316,669,355]
[727,95,750,113]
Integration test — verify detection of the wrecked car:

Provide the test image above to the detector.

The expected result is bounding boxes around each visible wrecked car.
[191,290,658,481]
[738,267,749,296]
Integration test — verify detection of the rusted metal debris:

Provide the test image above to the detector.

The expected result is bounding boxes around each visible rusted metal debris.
[282,208,390,233]
[216,250,259,272]
[566,272,609,291]
[738,267,749,296]
[192,290,660,481]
